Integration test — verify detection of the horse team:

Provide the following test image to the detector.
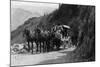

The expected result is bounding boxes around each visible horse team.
[23,25,72,54]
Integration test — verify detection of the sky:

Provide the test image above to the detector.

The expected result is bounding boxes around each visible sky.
[11,1,59,15]
[11,0,59,31]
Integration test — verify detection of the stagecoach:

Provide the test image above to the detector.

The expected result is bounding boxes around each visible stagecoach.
[11,25,72,54]
[53,25,72,49]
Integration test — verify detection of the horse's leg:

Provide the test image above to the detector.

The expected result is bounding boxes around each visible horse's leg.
[47,41,50,52]
[41,42,43,53]
[45,41,47,52]
[36,42,39,53]
[43,41,45,53]
[40,42,42,53]
[49,42,52,51]
[46,41,48,52]
[43,42,45,52]
[31,42,33,54]
[27,41,30,52]
[50,41,53,51]
[48,42,51,52]
[40,41,43,52]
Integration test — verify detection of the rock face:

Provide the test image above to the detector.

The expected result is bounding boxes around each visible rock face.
[11,43,27,54]
[52,4,95,61]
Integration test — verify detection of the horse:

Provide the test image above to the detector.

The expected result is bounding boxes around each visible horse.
[23,28,37,54]
[23,28,52,53]
[34,28,51,53]
[35,28,62,52]
[23,25,72,54]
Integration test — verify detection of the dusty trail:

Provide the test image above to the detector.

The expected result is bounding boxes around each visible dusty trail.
[11,46,76,66]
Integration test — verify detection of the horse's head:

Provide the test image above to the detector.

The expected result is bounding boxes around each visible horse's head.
[23,28,31,39]
[34,28,41,34]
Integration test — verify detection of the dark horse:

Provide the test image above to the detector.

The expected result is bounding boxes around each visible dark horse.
[34,28,47,53]
[34,28,54,52]
[23,27,63,54]
[23,28,51,53]
[23,28,37,54]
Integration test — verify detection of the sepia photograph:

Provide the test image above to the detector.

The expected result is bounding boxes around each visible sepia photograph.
[10,0,95,67]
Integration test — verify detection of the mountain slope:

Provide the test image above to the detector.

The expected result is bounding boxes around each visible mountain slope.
[11,8,41,31]
[11,17,41,45]
[49,4,95,61]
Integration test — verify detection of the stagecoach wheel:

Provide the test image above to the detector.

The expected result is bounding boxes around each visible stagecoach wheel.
[68,38,72,47]
[57,46,60,50]
[63,41,66,49]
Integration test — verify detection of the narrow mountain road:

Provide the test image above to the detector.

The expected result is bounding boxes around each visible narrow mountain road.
[11,46,76,66]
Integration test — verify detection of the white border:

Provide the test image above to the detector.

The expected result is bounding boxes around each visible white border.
[0,0,98,67]
[19,0,96,5]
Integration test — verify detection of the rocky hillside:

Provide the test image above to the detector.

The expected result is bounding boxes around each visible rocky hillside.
[11,17,41,45]
[11,8,41,31]
[49,4,95,61]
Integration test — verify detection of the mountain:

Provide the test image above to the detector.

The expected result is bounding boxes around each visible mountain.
[11,8,41,31]
[11,16,42,45]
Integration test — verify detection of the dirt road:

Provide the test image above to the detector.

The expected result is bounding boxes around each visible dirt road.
[11,46,76,66]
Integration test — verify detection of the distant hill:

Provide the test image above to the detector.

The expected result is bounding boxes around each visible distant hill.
[11,8,41,31]
[11,17,42,45]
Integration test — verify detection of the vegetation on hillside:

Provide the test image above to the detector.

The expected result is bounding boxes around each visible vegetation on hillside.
[49,4,95,61]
